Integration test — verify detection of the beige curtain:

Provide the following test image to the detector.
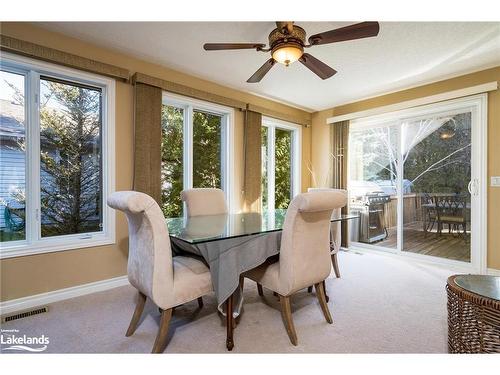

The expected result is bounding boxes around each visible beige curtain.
[133,83,163,204]
[332,120,349,246]
[243,110,262,212]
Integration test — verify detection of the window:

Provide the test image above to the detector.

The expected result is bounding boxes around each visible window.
[161,94,232,217]
[261,117,301,211]
[192,109,223,189]
[0,53,115,258]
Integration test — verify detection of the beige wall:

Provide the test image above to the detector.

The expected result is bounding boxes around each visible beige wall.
[311,66,500,270]
[0,23,312,301]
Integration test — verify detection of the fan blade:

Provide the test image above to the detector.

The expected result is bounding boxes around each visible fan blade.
[247,58,276,83]
[299,53,337,80]
[308,21,380,46]
[204,43,266,51]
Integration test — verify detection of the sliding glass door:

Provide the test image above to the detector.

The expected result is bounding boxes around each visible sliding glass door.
[347,95,486,270]
[348,121,399,249]
[401,111,471,262]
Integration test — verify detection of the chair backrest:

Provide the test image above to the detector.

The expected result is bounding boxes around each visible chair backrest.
[278,191,347,295]
[433,194,467,219]
[307,188,347,254]
[181,188,228,217]
[107,191,174,308]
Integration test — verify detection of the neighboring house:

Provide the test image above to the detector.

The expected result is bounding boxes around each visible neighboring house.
[0,98,25,231]
[376,179,413,195]
[348,179,413,198]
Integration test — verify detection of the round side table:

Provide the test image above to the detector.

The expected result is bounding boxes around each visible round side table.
[446,275,500,353]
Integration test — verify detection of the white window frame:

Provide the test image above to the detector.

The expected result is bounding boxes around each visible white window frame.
[347,94,487,273]
[262,117,302,211]
[0,52,116,259]
[162,92,234,213]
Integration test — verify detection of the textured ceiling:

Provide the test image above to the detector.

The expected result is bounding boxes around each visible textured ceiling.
[38,22,500,111]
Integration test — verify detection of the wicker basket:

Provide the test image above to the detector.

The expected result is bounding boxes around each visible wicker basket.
[447,275,500,353]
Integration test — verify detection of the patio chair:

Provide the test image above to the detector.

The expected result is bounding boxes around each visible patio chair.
[433,194,468,239]
[421,193,437,235]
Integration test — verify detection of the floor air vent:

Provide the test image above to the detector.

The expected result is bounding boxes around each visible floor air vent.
[2,307,49,323]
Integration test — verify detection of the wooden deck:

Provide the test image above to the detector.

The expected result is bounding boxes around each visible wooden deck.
[376,221,470,262]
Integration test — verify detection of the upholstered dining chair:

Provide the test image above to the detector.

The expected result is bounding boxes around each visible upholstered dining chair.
[107,191,213,353]
[242,191,347,346]
[181,188,228,217]
[308,188,347,278]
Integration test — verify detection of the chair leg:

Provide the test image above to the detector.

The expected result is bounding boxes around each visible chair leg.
[197,297,204,308]
[126,291,147,337]
[257,283,264,296]
[331,253,341,278]
[315,282,333,324]
[279,295,298,346]
[322,280,329,303]
[239,275,245,290]
[152,308,173,353]
[429,220,435,233]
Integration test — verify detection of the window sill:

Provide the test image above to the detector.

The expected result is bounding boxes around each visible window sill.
[0,234,116,259]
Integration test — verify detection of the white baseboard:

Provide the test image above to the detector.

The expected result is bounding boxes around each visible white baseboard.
[487,268,500,276]
[0,275,129,316]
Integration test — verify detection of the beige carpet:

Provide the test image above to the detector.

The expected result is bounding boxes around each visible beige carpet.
[1,250,454,353]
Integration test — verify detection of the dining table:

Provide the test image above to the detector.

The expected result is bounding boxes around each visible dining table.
[166,209,359,351]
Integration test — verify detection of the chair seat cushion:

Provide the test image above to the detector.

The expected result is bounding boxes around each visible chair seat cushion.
[440,215,465,223]
[172,256,213,307]
[243,258,280,294]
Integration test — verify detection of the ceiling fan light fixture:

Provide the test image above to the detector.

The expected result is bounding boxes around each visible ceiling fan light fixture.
[272,43,303,66]
[203,21,380,82]
[439,119,457,140]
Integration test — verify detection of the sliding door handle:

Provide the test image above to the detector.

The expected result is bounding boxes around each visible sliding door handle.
[468,179,479,196]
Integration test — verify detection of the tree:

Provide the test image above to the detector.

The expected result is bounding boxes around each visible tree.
[274,128,292,209]
[161,105,183,217]
[350,112,471,196]
[39,79,102,237]
[160,107,222,217]
[192,110,221,189]
[1,77,102,237]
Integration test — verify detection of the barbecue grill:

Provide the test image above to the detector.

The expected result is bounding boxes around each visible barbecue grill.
[350,192,391,243]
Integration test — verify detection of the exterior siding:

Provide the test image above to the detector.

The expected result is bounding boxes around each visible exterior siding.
[0,145,25,229]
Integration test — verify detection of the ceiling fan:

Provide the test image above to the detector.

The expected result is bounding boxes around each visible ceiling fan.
[203,21,380,83]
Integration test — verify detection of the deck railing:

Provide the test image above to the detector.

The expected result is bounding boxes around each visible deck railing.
[384,194,421,229]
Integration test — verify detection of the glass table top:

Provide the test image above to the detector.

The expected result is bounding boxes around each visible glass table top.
[454,275,500,301]
[166,209,359,244]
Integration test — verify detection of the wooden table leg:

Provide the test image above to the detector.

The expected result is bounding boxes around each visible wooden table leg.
[226,294,234,351]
